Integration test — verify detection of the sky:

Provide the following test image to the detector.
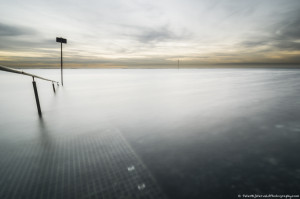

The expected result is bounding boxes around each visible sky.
[0,0,300,68]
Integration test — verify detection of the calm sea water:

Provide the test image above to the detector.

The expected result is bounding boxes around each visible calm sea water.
[1,69,300,198]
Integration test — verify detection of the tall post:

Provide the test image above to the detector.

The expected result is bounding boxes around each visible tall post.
[32,78,42,116]
[56,37,67,86]
[61,42,63,86]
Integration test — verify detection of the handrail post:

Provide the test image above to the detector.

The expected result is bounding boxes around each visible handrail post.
[52,82,56,93]
[32,77,42,116]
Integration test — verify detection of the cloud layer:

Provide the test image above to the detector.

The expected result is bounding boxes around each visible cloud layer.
[0,0,300,68]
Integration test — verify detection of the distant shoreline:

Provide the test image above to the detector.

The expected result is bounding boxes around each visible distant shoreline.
[2,63,300,70]
[8,66,300,69]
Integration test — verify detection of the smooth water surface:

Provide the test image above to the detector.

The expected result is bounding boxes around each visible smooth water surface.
[0,69,300,199]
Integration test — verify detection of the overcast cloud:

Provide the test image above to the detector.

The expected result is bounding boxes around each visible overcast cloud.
[0,0,300,68]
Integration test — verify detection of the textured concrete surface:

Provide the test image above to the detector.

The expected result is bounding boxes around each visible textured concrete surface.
[0,126,166,199]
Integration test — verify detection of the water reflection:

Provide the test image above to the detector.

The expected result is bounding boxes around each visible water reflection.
[37,116,53,150]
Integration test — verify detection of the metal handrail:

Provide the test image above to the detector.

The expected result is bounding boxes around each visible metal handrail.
[0,64,59,84]
[0,64,60,115]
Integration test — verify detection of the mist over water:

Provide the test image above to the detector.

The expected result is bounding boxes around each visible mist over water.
[1,69,300,199]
